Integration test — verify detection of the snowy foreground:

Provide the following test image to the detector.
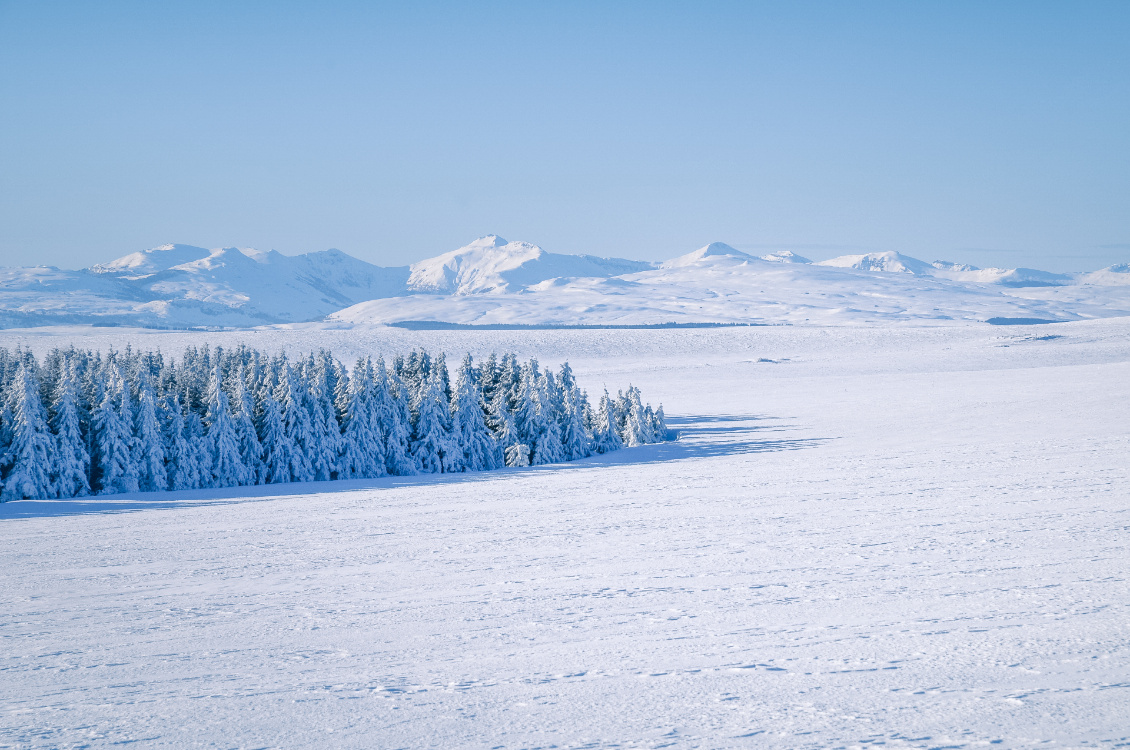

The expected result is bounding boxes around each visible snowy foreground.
[2,320,1129,748]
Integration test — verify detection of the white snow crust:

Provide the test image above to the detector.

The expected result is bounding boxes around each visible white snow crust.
[2,318,1128,748]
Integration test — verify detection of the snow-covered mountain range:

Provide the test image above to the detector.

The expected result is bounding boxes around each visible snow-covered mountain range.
[2,236,1128,328]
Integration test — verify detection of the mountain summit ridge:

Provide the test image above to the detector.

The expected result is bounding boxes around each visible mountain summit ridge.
[0,238,1126,329]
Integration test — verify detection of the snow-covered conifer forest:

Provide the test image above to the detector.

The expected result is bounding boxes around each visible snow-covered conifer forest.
[0,345,665,500]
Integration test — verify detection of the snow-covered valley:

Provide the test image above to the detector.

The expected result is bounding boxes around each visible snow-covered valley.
[2,319,1128,748]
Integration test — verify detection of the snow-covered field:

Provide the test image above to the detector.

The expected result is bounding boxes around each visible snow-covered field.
[2,319,1129,748]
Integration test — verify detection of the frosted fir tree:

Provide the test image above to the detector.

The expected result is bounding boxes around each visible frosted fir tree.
[485,376,525,467]
[374,361,415,476]
[478,353,499,408]
[93,364,140,495]
[650,404,667,442]
[451,354,503,471]
[256,388,296,484]
[304,354,341,482]
[556,363,592,461]
[620,385,651,447]
[50,358,91,498]
[410,367,452,474]
[276,362,315,483]
[133,374,167,493]
[505,441,531,467]
[338,358,385,479]
[232,368,266,485]
[590,390,624,455]
[185,407,215,489]
[164,393,200,491]
[205,364,248,488]
[512,360,546,457]
[1,363,57,500]
[532,368,565,465]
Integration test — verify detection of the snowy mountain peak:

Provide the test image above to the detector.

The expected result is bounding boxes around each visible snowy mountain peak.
[932,260,980,272]
[817,251,935,275]
[408,237,545,294]
[90,243,213,278]
[408,236,652,295]
[662,242,756,268]
[759,250,813,264]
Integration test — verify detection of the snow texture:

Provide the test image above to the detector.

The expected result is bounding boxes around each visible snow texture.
[1,319,1128,747]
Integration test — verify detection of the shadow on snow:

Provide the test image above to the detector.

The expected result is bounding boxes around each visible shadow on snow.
[0,414,832,520]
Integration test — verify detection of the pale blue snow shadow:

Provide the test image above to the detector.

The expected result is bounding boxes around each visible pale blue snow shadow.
[0,414,829,520]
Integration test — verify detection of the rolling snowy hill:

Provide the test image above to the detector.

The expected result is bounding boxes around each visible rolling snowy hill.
[1,244,410,328]
[0,237,1127,329]
[327,241,1130,327]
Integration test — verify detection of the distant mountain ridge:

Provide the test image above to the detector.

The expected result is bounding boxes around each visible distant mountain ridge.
[0,236,1127,328]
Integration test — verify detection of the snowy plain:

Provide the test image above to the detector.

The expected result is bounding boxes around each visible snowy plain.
[1,319,1129,748]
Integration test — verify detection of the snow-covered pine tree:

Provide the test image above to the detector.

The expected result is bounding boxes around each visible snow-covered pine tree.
[532,368,565,465]
[256,387,294,485]
[205,363,248,488]
[133,373,167,492]
[556,363,592,461]
[184,404,214,489]
[410,366,452,474]
[93,364,140,495]
[163,393,195,490]
[1,362,57,500]
[506,441,530,467]
[652,404,668,441]
[478,353,499,409]
[514,360,557,464]
[232,367,266,485]
[50,358,91,498]
[374,360,415,476]
[338,358,385,479]
[590,389,624,455]
[450,354,502,471]
[485,371,526,467]
[276,361,314,483]
[304,354,341,481]
[620,385,649,447]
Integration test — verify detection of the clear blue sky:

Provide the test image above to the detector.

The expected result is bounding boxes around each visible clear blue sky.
[1,1,1127,272]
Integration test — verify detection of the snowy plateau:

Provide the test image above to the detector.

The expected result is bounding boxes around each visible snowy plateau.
[1,316,1128,748]
[2,234,1130,328]
[0,238,1129,748]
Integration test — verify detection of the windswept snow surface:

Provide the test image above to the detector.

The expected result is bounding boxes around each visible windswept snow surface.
[2,319,1129,748]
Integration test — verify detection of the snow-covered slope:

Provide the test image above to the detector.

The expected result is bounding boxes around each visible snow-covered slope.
[818,250,936,275]
[89,243,215,278]
[819,251,1073,287]
[407,235,652,294]
[0,238,1127,329]
[0,245,410,327]
[139,247,410,323]
[1076,263,1130,286]
[329,242,1130,327]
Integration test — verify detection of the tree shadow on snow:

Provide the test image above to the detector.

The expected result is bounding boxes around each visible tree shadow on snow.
[0,414,831,520]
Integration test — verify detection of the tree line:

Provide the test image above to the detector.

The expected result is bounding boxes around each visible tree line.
[0,345,666,500]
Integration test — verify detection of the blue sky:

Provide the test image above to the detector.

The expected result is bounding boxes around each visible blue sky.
[1,1,1127,271]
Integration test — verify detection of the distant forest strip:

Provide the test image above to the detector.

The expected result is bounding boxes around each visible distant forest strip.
[0,346,666,500]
